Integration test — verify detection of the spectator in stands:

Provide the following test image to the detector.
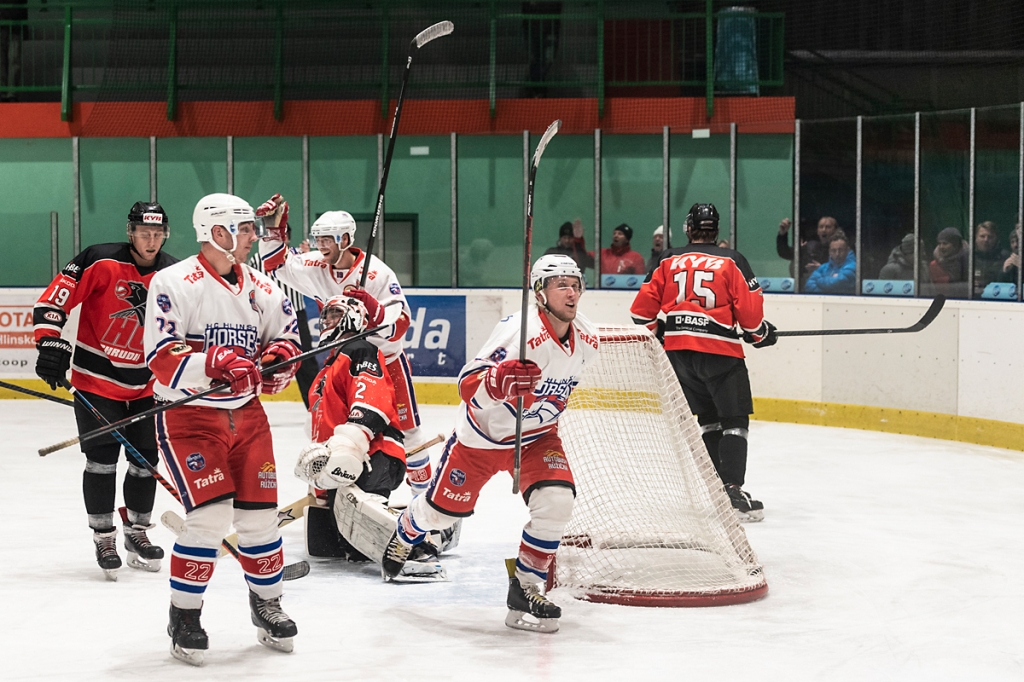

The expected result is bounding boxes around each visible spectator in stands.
[878,233,921,281]
[1000,223,1021,284]
[0,0,27,101]
[928,227,969,285]
[805,233,856,294]
[601,223,646,275]
[544,219,594,272]
[777,215,840,286]
[646,225,668,272]
[460,238,496,287]
[972,221,1010,297]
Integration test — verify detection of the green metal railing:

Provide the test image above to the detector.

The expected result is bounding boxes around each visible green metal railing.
[0,1,784,122]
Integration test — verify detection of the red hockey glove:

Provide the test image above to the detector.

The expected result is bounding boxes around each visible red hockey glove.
[484,359,542,401]
[743,320,778,348]
[205,346,262,395]
[260,340,301,395]
[344,288,385,327]
[256,193,289,242]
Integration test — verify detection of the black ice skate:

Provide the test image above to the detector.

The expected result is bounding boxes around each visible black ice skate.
[504,558,561,633]
[124,522,164,572]
[380,530,414,581]
[725,484,764,523]
[93,529,121,581]
[168,604,208,666]
[249,590,297,653]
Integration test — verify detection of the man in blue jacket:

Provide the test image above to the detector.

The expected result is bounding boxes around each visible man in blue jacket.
[805,233,856,294]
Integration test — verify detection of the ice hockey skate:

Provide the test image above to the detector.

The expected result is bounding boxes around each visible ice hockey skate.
[504,559,560,633]
[123,522,164,572]
[93,529,121,581]
[249,590,297,653]
[381,530,413,581]
[725,484,764,523]
[168,604,208,666]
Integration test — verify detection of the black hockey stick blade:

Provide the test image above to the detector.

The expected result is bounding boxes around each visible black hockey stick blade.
[0,379,75,407]
[412,21,454,49]
[532,119,562,170]
[776,295,945,337]
[283,560,311,581]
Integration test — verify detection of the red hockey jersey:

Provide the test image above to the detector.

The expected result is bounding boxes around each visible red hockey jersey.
[308,338,405,463]
[630,244,766,358]
[34,243,179,401]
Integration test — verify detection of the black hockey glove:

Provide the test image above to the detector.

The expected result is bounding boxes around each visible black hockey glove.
[655,318,666,346]
[743,321,777,348]
[36,337,72,390]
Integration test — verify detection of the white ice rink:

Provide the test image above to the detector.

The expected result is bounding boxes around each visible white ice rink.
[3,399,1023,681]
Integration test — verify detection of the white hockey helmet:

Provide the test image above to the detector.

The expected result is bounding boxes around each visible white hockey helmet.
[310,211,357,247]
[531,254,585,294]
[319,294,369,347]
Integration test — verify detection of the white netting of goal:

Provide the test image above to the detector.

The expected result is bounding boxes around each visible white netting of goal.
[551,325,767,606]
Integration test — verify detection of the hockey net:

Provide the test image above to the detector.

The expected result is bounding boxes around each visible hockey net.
[552,325,767,606]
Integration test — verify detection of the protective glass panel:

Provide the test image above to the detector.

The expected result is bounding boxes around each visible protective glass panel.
[973,105,1021,301]
[80,138,151,247]
[601,134,660,285]
[861,115,916,298]
[796,120,856,293]
[920,111,970,300]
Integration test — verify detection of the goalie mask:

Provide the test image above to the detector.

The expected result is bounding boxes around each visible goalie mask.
[319,294,369,347]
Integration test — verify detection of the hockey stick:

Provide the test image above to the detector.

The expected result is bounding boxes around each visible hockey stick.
[360,20,454,288]
[64,381,308,576]
[39,303,404,456]
[775,295,945,337]
[0,379,75,407]
[512,119,562,495]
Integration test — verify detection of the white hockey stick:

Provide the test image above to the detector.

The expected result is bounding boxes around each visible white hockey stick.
[513,119,562,495]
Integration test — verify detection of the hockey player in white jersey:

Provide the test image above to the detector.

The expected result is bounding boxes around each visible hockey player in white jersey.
[257,199,433,492]
[143,194,302,665]
[381,254,600,633]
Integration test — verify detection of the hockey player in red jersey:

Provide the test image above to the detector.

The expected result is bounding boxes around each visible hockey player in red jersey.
[34,202,178,579]
[381,254,600,633]
[257,198,433,492]
[631,203,777,522]
[143,194,301,665]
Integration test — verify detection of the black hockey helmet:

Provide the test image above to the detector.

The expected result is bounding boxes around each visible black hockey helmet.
[127,201,169,234]
[686,203,720,241]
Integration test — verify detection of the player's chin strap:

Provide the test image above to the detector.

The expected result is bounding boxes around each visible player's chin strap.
[208,234,239,264]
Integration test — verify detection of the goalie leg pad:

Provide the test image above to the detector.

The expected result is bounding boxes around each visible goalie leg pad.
[332,487,401,562]
[305,502,348,558]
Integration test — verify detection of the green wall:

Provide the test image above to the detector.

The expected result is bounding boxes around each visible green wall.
[0,133,795,288]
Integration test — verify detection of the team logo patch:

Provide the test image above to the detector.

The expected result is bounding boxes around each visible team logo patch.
[249,290,261,313]
[490,347,507,363]
[43,311,62,323]
[260,462,276,473]
[389,282,401,295]
[186,452,206,472]
[449,469,467,487]
[169,343,191,356]
[543,450,569,471]
[157,293,172,313]
[349,408,365,420]
[282,298,293,316]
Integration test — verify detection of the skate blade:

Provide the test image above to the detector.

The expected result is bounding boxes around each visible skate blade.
[127,553,162,573]
[170,642,204,666]
[736,509,764,523]
[102,568,119,582]
[505,609,559,634]
[256,628,294,653]
[392,561,448,583]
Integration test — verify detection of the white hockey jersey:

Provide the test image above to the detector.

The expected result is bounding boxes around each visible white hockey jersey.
[258,241,410,359]
[143,253,301,410]
[455,306,600,450]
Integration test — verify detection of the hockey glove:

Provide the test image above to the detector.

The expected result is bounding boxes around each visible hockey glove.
[743,320,778,348]
[205,346,262,395]
[260,340,301,395]
[343,288,385,327]
[295,424,371,489]
[256,193,289,242]
[484,359,542,402]
[35,337,72,390]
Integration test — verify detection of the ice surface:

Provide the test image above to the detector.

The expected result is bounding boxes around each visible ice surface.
[2,401,1022,681]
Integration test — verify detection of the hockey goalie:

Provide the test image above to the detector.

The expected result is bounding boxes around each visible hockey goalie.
[293,294,448,581]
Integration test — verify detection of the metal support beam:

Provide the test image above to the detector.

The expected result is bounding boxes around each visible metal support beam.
[968,107,976,300]
[149,136,157,202]
[50,212,59,278]
[914,112,921,297]
[730,122,737,249]
[793,119,801,293]
[167,3,178,121]
[855,116,863,295]
[451,132,459,288]
[662,126,670,248]
[72,136,80,255]
[594,128,602,286]
[226,136,234,195]
[705,0,713,120]
[302,135,310,240]
[60,6,72,122]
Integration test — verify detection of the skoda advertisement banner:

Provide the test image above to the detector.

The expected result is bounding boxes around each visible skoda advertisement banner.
[402,295,466,378]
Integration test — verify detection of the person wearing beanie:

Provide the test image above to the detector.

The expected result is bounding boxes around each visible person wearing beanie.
[878,233,926,281]
[928,227,969,285]
[543,219,594,272]
[600,223,645,275]
[647,225,672,272]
